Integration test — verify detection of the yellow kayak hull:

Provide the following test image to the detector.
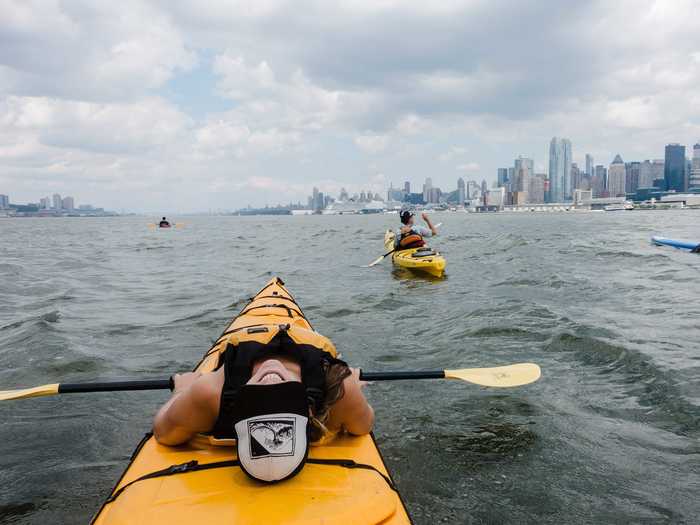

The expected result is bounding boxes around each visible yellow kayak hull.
[92,278,411,525]
[384,231,446,278]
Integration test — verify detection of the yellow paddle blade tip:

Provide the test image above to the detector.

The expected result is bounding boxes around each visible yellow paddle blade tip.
[0,383,60,401]
[445,363,541,388]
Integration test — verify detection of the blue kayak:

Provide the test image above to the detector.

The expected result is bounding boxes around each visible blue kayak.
[651,236,700,252]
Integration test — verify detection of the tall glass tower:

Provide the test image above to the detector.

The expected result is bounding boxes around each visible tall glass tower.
[664,144,686,192]
[549,137,572,202]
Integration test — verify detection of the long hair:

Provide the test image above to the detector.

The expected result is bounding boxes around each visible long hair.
[308,360,352,442]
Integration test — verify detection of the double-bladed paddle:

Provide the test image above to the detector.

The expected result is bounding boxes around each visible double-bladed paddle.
[0,363,540,402]
[365,222,442,267]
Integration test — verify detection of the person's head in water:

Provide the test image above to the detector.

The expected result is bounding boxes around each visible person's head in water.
[162,217,166,221]
[400,210,414,225]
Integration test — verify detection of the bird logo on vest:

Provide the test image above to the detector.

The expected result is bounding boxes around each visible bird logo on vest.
[248,419,296,458]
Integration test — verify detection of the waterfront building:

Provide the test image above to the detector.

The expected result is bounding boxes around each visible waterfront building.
[690,143,700,190]
[585,154,594,176]
[573,189,593,204]
[664,144,686,192]
[639,160,664,188]
[39,197,50,209]
[497,168,509,188]
[625,161,641,193]
[422,178,432,203]
[52,193,62,210]
[339,187,349,201]
[549,137,573,201]
[570,163,582,190]
[607,155,626,197]
[592,165,607,197]
[512,156,533,202]
[457,177,466,204]
[529,173,546,203]
[62,196,75,210]
[0,194,8,209]
[387,184,405,202]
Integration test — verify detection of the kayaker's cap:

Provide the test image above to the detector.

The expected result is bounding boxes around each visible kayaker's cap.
[231,381,309,483]
[400,210,414,224]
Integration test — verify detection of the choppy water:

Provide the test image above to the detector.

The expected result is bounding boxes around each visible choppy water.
[1,213,699,524]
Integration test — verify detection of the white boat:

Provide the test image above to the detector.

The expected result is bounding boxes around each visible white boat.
[604,201,634,211]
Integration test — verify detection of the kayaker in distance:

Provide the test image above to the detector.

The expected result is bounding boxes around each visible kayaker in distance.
[395,210,438,249]
[159,217,170,227]
[153,330,373,481]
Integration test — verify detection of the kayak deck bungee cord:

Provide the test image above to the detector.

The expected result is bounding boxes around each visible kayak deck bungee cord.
[92,277,412,525]
[384,230,446,277]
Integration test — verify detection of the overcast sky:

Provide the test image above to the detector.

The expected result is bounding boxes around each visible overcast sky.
[1,1,699,212]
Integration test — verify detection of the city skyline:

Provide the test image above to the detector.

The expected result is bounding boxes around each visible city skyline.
[1,3,700,212]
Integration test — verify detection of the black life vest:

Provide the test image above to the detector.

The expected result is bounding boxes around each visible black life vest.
[211,324,346,439]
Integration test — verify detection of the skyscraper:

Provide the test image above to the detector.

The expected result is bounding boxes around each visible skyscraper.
[607,155,626,197]
[529,174,545,203]
[52,193,62,210]
[664,144,686,192]
[404,181,410,194]
[422,178,432,203]
[0,194,8,209]
[585,154,594,177]
[625,161,640,193]
[570,163,581,190]
[690,143,700,190]
[497,168,509,187]
[513,156,533,203]
[549,137,572,202]
[592,165,607,197]
[62,196,75,210]
[457,177,466,204]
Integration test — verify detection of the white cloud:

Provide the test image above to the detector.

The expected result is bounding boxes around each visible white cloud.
[456,162,480,172]
[354,133,390,153]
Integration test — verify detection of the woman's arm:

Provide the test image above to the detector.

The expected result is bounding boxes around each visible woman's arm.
[421,212,438,236]
[328,368,374,435]
[153,372,221,446]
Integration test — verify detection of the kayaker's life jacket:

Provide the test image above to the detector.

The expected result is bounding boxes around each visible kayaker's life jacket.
[211,323,346,482]
[398,232,425,249]
[212,323,342,437]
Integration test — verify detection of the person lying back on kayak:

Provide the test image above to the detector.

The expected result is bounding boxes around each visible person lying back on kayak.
[153,326,373,481]
[395,210,437,249]
[159,217,170,227]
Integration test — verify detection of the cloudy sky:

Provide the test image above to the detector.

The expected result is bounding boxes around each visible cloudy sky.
[1,0,699,212]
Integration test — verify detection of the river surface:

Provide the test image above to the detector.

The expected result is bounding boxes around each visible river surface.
[0,212,699,524]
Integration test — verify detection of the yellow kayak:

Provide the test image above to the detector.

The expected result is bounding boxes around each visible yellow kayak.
[384,231,446,278]
[92,277,411,525]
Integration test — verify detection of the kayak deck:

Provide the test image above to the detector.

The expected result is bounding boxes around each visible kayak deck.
[384,231,446,278]
[651,236,700,252]
[92,278,411,525]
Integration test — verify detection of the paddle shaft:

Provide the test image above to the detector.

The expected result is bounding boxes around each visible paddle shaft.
[360,370,444,381]
[42,372,446,395]
[58,379,173,394]
[60,373,443,391]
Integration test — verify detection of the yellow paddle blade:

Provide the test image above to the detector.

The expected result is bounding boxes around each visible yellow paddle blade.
[147,223,156,229]
[175,223,185,228]
[0,383,60,401]
[444,363,541,387]
[365,255,386,267]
